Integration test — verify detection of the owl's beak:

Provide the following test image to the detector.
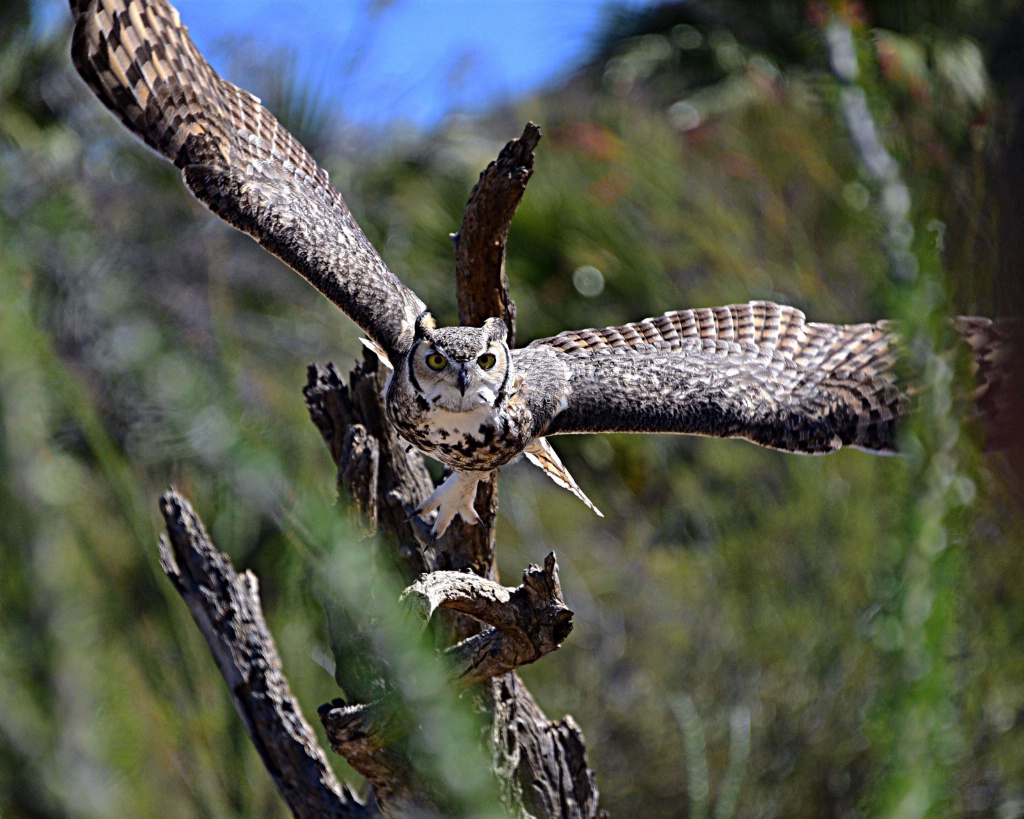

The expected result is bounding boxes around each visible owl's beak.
[457,366,469,396]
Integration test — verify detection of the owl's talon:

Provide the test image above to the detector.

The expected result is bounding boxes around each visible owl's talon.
[408,503,434,523]
[415,470,484,541]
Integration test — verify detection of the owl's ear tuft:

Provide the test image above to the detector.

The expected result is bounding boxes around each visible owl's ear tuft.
[414,312,437,340]
[483,317,508,344]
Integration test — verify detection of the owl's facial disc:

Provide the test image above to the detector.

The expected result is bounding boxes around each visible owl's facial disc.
[411,327,509,412]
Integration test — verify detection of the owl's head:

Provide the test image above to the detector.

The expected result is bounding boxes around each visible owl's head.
[406,312,510,411]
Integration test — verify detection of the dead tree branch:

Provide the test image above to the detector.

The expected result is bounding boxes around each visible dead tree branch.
[491,679,602,819]
[305,123,604,818]
[403,553,574,685]
[157,489,371,818]
[450,123,601,817]
[453,121,539,346]
[317,699,446,816]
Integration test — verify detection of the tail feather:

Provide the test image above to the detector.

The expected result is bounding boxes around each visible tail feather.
[524,438,603,517]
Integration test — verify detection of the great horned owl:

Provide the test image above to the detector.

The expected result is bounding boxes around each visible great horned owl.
[69,0,1012,541]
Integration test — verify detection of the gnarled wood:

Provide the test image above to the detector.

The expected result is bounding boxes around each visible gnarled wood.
[403,553,574,685]
[158,489,371,818]
[453,122,539,347]
[318,699,443,816]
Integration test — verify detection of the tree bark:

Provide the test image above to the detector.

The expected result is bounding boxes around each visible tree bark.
[403,553,574,686]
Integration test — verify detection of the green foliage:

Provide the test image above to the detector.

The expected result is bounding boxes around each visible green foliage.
[2,3,1023,818]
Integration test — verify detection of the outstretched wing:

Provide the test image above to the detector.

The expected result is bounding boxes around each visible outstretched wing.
[69,0,425,361]
[529,301,906,454]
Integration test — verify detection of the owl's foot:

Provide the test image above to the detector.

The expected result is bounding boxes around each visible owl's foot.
[415,470,484,544]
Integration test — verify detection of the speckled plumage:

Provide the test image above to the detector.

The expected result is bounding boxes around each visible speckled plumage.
[70,0,1013,538]
[69,0,424,362]
[532,302,904,453]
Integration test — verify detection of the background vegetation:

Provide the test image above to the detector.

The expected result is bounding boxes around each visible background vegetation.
[2,0,1023,816]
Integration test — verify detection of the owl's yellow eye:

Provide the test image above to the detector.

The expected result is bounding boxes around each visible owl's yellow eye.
[477,353,497,370]
[425,353,448,371]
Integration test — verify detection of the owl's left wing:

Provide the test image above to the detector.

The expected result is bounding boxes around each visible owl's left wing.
[69,0,425,360]
[527,302,906,454]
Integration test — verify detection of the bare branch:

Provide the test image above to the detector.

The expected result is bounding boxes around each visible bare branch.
[402,553,574,685]
[453,121,539,346]
[318,699,443,816]
[157,489,371,819]
[491,678,605,819]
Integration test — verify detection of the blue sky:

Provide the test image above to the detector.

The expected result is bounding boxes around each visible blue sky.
[52,0,657,127]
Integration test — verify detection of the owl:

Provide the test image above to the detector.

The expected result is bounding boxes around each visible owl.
[68,0,1011,541]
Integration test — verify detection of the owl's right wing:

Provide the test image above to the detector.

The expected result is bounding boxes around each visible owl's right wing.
[527,301,1004,455]
[511,302,1013,526]
[70,0,425,361]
